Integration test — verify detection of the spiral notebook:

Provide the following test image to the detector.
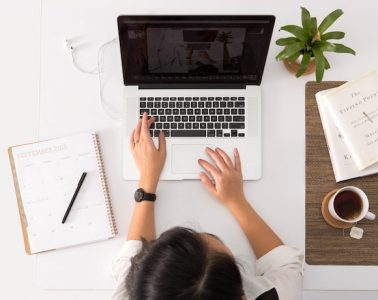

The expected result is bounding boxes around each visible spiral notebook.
[8,132,117,255]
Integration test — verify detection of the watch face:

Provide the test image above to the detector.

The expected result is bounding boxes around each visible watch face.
[134,189,144,202]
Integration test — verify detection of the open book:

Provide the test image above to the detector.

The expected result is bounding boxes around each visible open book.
[321,71,378,170]
[8,132,117,254]
[316,89,378,182]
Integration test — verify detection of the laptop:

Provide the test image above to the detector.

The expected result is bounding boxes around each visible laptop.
[117,15,275,180]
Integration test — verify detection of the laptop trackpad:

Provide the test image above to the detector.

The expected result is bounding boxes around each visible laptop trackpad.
[171,144,211,174]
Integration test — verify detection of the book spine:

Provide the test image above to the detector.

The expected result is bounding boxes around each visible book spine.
[92,134,118,236]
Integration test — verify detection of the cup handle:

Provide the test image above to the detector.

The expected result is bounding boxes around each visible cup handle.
[365,211,376,221]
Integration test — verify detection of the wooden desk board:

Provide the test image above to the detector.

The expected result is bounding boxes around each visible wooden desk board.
[305,81,378,265]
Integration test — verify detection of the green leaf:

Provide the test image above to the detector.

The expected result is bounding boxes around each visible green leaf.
[280,25,308,41]
[287,52,301,64]
[313,48,325,82]
[301,7,311,34]
[275,41,305,61]
[276,37,299,46]
[318,9,343,34]
[321,31,345,40]
[322,42,356,55]
[296,51,311,77]
[324,56,331,70]
[309,17,318,38]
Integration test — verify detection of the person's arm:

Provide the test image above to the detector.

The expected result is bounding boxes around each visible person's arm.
[198,147,282,258]
[127,113,166,241]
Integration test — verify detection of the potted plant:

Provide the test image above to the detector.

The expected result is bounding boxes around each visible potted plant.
[275,7,356,82]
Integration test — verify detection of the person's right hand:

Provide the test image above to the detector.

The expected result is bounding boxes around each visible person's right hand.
[198,147,246,209]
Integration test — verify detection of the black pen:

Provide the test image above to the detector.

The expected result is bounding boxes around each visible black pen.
[62,172,87,224]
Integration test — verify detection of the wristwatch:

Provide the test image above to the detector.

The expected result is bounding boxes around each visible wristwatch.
[134,188,156,202]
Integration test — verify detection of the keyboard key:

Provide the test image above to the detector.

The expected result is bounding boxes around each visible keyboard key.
[200,97,207,101]
[216,130,223,137]
[147,97,154,101]
[180,109,186,115]
[230,123,245,129]
[193,123,199,129]
[204,116,210,122]
[193,97,199,101]
[154,130,160,137]
[202,109,209,115]
[233,116,245,122]
[158,109,164,115]
[140,97,146,101]
[216,109,222,115]
[195,109,201,115]
[238,133,245,137]
[167,116,173,122]
[205,102,212,108]
[178,97,184,101]
[207,130,215,137]
[209,109,215,115]
[184,102,190,108]
[174,116,181,122]
[215,97,222,100]
[235,102,245,107]
[198,102,205,108]
[191,102,197,108]
[196,116,203,122]
[155,97,161,101]
[226,116,232,122]
[213,102,219,108]
[151,109,157,115]
[178,123,184,129]
[223,97,230,100]
[162,130,170,137]
[182,116,188,122]
[200,123,206,129]
[170,97,177,101]
[224,133,230,137]
[162,102,168,108]
[222,123,228,129]
[185,97,192,101]
[187,109,194,115]
[150,123,155,129]
[231,97,237,100]
[177,102,183,108]
[189,116,195,122]
[227,102,234,107]
[224,109,230,114]
[238,109,245,114]
[171,130,206,137]
[208,97,215,100]
[171,123,177,129]
[211,116,217,122]
[149,129,153,137]
[173,109,179,115]
[238,97,245,101]
[163,123,170,129]
[185,123,192,129]
[140,109,150,115]
[154,102,161,108]
[147,102,154,108]
[165,109,172,115]
[215,123,221,129]
[231,130,238,137]
[231,109,237,114]
[207,123,214,129]
[218,116,224,122]
[160,116,166,122]
[163,97,169,101]
[156,123,162,129]
[169,102,175,108]
[220,102,227,108]
[140,102,146,108]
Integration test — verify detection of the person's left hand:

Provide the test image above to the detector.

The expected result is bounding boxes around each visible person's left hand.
[130,112,166,193]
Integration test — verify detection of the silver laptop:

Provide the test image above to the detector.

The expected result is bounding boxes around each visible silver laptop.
[117,15,275,180]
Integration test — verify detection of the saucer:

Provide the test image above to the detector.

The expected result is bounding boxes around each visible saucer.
[321,189,353,229]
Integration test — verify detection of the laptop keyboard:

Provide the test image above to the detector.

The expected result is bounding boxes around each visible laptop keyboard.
[139,96,246,138]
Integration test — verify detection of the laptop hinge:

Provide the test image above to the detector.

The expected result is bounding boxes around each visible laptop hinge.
[137,83,247,89]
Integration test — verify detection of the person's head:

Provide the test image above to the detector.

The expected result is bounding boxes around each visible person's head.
[126,227,244,300]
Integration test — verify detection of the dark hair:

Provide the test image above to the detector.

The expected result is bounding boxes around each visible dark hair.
[126,227,243,300]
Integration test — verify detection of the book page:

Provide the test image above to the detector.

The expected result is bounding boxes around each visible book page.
[323,71,378,170]
[11,133,113,254]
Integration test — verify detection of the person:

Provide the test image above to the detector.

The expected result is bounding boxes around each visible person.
[111,113,303,300]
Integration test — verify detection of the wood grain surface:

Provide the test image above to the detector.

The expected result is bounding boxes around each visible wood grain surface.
[305,81,378,265]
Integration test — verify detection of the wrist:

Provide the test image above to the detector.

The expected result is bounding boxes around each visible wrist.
[139,178,158,194]
[225,195,249,212]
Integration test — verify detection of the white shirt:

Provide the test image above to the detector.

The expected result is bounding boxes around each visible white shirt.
[110,240,304,300]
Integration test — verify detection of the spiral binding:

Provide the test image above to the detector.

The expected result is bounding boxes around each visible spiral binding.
[92,134,118,236]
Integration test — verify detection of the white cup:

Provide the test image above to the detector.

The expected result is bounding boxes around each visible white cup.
[328,186,376,223]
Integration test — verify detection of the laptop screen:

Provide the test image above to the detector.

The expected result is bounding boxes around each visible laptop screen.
[117,16,275,87]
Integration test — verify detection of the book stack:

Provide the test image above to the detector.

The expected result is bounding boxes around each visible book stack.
[316,71,378,182]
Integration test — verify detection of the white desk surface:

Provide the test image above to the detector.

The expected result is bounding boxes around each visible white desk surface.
[2,0,378,299]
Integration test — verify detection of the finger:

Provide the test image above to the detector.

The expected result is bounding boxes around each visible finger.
[158,130,166,153]
[129,129,135,150]
[215,147,233,168]
[134,119,142,143]
[141,112,152,140]
[199,172,216,195]
[206,147,227,172]
[147,116,156,128]
[198,158,221,178]
[234,148,242,173]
